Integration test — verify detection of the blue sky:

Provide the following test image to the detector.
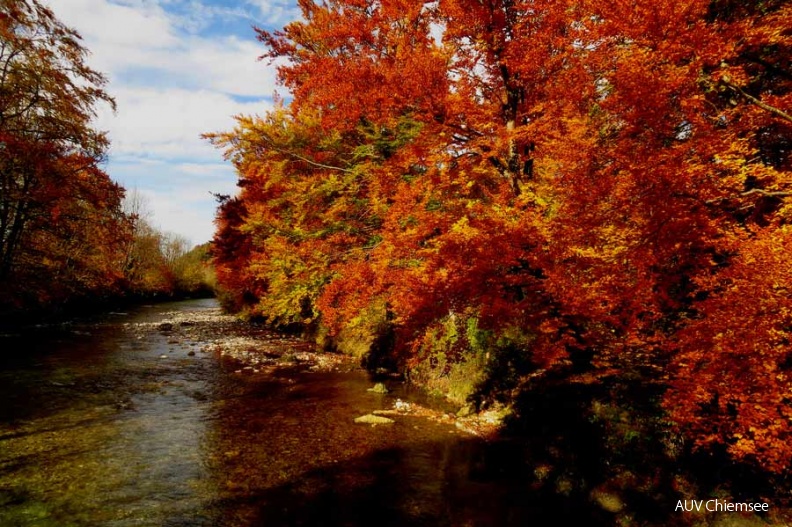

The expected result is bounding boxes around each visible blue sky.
[45,0,301,245]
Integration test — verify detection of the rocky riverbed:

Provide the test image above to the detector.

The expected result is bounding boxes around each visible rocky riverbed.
[125,307,354,372]
[120,304,505,437]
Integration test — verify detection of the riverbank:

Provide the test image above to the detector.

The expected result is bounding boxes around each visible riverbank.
[133,305,505,438]
[123,302,792,516]
[0,290,215,332]
[116,304,792,526]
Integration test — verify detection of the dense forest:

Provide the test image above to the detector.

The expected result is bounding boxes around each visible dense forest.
[209,0,792,478]
[3,0,792,503]
[0,0,214,316]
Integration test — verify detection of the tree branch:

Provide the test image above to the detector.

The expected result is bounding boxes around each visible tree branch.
[721,77,792,125]
[278,147,356,174]
[741,188,792,198]
[253,135,355,174]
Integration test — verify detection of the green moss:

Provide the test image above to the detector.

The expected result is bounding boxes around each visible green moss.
[408,314,490,404]
[407,314,536,406]
[367,382,389,394]
[333,298,389,361]
[313,322,333,351]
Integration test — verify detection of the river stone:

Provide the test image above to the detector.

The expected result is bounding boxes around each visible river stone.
[354,414,395,425]
[279,353,298,364]
[457,403,475,417]
[157,322,173,332]
[367,382,389,394]
[591,490,624,513]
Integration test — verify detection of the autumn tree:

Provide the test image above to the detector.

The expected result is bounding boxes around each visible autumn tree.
[656,0,792,472]
[213,0,792,472]
[120,190,214,298]
[0,0,130,308]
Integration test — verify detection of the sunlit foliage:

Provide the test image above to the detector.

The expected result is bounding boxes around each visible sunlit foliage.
[211,0,792,472]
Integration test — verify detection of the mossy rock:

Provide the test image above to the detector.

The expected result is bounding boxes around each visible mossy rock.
[457,403,475,417]
[367,382,389,394]
[354,414,395,425]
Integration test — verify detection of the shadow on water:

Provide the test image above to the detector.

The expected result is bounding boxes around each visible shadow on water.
[190,362,619,527]
[195,439,617,527]
[488,372,791,527]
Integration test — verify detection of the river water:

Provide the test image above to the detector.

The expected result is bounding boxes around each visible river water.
[0,299,615,526]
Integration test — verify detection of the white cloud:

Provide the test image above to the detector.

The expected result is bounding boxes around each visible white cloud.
[139,187,221,244]
[47,0,281,97]
[115,160,240,244]
[49,0,178,49]
[41,0,297,245]
[245,0,302,26]
[95,86,269,161]
[166,36,282,97]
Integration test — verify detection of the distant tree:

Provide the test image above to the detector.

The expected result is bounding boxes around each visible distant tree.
[120,190,215,297]
[172,242,215,296]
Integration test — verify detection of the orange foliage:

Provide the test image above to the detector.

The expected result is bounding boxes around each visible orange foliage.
[211,0,792,472]
[0,0,132,308]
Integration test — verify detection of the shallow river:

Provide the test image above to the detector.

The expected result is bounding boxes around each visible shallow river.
[0,299,613,526]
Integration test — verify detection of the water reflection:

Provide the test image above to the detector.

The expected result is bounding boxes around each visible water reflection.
[0,300,218,525]
[0,299,613,526]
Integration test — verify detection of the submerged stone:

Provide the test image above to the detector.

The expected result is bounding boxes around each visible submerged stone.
[591,490,624,513]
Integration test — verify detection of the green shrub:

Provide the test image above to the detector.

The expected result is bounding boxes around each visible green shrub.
[408,313,489,404]
[332,297,390,361]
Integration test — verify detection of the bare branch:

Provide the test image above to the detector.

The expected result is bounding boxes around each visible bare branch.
[741,188,792,198]
[251,134,355,174]
[721,77,792,125]
[278,147,356,174]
